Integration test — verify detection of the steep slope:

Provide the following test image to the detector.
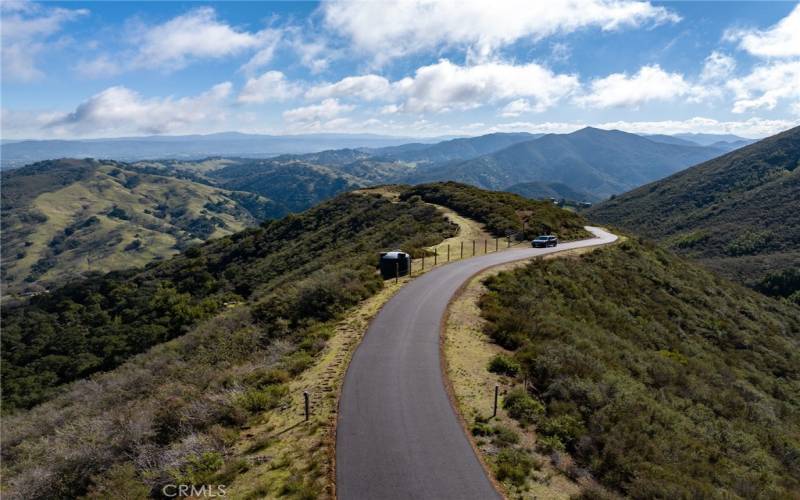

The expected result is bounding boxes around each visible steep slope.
[0,183,587,499]
[505,181,599,202]
[1,159,280,295]
[409,127,726,198]
[479,238,800,497]
[589,125,800,298]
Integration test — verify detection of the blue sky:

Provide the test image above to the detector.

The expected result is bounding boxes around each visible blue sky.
[2,0,799,139]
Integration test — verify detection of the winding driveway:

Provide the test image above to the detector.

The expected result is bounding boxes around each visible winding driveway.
[336,227,618,500]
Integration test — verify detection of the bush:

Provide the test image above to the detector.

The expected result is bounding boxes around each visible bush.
[495,448,535,486]
[503,387,544,426]
[492,424,520,447]
[85,463,150,500]
[236,384,288,413]
[488,354,520,377]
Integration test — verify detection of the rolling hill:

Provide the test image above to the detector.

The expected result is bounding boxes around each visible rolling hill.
[0,159,281,296]
[407,127,728,198]
[588,125,800,300]
[370,132,542,163]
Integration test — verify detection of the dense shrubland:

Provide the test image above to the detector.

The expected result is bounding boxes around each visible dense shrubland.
[479,239,800,497]
[401,182,590,241]
[1,190,458,498]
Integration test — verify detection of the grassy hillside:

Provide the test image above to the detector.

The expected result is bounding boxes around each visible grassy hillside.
[1,159,281,296]
[588,126,800,300]
[401,182,590,241]
[410,128,726,198]
[479,239,800,498]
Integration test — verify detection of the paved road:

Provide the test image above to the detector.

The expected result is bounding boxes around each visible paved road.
[336,227,617,500]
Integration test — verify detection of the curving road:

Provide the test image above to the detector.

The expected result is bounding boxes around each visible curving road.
[336,227,617,500]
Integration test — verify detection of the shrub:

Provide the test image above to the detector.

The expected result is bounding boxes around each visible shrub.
[236,384,288,413]
[488,354,520,377]
[495,448,535,486]
[85,463,150,500]
[503,387,544,426]
[492,425,520,447]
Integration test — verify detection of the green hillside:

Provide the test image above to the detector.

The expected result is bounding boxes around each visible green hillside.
[0,183,587,498]
[480,239,800,497]
[505,181,599,203]
[589,126,800,300]
[1,159,281,297]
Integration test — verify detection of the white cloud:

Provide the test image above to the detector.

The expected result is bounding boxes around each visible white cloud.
[130,7,274,70]
[282,98,354,124]
[396,59,580,113]
[322,0,679,64]
[1,1,88,81]
[725,4,800,58]
[239,29,282,76]
[45,82,233,136]
[74,55,122,79]
[700,51,736,82]
[576,65,708,108]
[594,116,797,138]
[306,75,392,101]
[238,71,301,104]
[727,61,800,113]
[500,99,540,117]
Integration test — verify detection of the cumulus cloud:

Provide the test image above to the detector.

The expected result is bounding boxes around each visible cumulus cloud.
[322,0,679,64]
[700,51,736,82]
[593,116,797,137]
[130,7,273,70]
[725,4,800,58]
[575,65,707,108]
[403,60,579,113]
[1,0,88,81]
[306,75,392,101]
[727,61,800,113]
[45,82,233,136]
[238,71,301,103]
[282,98,354,124]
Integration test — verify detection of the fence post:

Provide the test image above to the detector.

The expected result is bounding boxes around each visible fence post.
[484,240,487,254]
[422,253,425,271]
[492,385,499,418]
[395,261,399,283]
[304,391,310,421]
[460,241,464,259]
[507,237,511,248]
[495,238,498,252]
[447,244,450,262]
[472,240,475,256]
[434,248,437,266]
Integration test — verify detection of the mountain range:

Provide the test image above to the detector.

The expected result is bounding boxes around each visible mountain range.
[406,127,731,198]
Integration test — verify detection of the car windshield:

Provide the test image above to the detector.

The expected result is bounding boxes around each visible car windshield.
[535,237,547,241]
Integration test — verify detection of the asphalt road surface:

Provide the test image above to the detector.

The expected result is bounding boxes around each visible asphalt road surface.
[336,227,618,500]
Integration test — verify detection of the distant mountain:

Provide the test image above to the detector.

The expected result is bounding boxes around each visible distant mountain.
[409,127,727,198]
[505,181,599,203]
[1,159,280,295]
[0,132,444,169]
[370,132,542,163]
[673,132,755,146]
[589,125,800,299]
[644,134,702,147]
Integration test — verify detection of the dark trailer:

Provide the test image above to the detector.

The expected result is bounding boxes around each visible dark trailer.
[379,250,411,279]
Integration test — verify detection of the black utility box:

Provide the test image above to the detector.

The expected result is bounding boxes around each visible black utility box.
[379,250,411,279]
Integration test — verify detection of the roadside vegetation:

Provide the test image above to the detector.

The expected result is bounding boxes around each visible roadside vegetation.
[478,238,800,498]
[401,182,590,241]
